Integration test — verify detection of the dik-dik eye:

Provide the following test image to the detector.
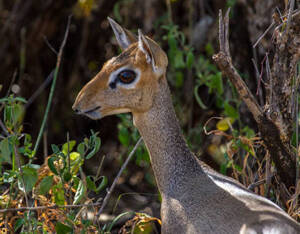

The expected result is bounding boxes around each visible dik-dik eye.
[117,70,136,84]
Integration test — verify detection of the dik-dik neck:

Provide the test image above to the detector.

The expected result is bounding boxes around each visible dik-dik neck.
[133,77,204,195]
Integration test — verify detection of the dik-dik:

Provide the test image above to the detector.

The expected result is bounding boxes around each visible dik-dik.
[72,18,300,234]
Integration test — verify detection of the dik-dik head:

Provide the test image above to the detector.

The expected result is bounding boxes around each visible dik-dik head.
[72,18,168,119]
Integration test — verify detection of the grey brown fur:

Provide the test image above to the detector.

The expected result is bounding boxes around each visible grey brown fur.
[133,77,300,234]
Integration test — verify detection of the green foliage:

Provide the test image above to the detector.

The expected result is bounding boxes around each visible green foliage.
[118,115,150,167]
[39,175,54,195]
[73,180,86,204]
[0,95,105,232]
[105,211,134,232]
[162,24,194,88]
[194,56,224,109]
[113,0,134,23]
[55,222,73,234]
[86,175,107,193]
[18,166,38,193]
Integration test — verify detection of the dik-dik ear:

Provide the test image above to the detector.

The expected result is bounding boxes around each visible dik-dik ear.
[138,29,158,73]
[107,17,137,50]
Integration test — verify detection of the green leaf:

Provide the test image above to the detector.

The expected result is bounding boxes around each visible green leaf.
[14,218,25,231]
[84,137,89,146]
[211,72,223,95]
[55,222,72,234]
[24,133,32,145]
[70,152,80,161]
[28,163,40,170]
[0,97,9,103]
[113,2,122,23]
[242,126,255,139]
[220,163,227,175]
[194,85,207,109]
[48,157,59,175]
[14,97,27,103]
[226,0,237,8]
[168,35,177,51]
[73,180,86,204]
[3,171,16,183]
[174,50,185,69]
[63,171,72,182]
[86,176,97,192]
[12,103,25,126]
[205,43,214,56]
[72,176,80,189]
[118,126,130,147]
[107,212,134,232]
[18,166,38,193]
[51,144,60,154]
[4,105,12,125]
[53,182,65,206]
[39,175,54,195]
[96,176,108,193]
[62,140,76,155]
[234,164,242,172]
[86,137,100,159]
[0,138,11,164]
[186,50,194,69]
[175,71,184,88]
[216,117,235,131]
[70,152,83,175]
[77,143,85,157]
[224,102,239,119]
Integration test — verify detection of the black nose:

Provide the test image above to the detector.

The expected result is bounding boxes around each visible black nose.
[72,104,81,114]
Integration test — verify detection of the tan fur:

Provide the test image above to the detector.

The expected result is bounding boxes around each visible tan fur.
[73,20,300,233]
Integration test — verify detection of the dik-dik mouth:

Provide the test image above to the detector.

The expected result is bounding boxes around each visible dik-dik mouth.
[74,106,102,120]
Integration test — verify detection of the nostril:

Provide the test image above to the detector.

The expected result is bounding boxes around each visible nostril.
[72,105,81,114]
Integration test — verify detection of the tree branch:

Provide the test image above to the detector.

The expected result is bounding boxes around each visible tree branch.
[213,9,298,190]
[213,9,263,124]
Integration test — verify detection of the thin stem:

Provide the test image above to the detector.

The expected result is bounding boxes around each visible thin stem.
[0,70,17,114]
[284,0,295,36]
[43,35,58,55]
[166,0,173,24]
[14,145,31,231]
[295,63,299,208]
[25,70,54,109]
[0,202,102,213]
[94,137,143,224]
[32,16,71,158]
[253,21,275,48]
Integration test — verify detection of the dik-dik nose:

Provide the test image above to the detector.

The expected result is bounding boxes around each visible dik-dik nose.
[72,104,81,114]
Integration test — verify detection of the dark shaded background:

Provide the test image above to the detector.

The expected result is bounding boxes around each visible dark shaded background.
[0,0,288,224]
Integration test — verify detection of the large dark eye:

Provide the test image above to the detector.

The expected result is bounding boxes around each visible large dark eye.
[117,70,136,84]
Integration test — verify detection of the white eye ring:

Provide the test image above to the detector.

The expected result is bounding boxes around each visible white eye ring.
[107,67,141,89]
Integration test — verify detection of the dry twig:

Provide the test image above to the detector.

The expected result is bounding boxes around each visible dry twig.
[0,202,102,213]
